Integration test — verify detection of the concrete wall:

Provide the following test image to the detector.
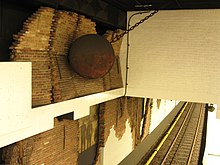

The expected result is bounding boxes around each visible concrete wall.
[126,10,220,116]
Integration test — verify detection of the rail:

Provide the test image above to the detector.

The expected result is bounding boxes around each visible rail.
[145,103,204,165]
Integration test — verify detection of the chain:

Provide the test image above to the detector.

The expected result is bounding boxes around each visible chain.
[110,10,159,43]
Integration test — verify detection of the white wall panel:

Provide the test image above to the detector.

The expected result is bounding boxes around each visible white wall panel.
[126,10,220,109]
[0,62,31,136]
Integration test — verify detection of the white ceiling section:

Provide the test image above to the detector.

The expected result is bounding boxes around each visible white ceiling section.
[124,10,220,117]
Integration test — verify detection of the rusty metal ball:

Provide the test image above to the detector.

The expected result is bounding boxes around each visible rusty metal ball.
[68,34,115,79]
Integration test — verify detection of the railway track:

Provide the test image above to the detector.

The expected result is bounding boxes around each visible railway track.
[144,103,205,165]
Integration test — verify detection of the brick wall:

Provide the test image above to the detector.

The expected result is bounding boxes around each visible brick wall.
[50,12,104,102]
[2,137,35,164]
[93,97,145,165]
[102,97,144,146]
[49,10,124,103]
[1,106,99,165]
[2,119,79,165]
[1,98,149,165]
[29,119,79,165]
[127,97,143,148]
[140,98,153,141]
[10,7,124,107]
[4,6,126,164]
[10,7,55,107]
[49,10,78,102]
[103,30,124,90]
